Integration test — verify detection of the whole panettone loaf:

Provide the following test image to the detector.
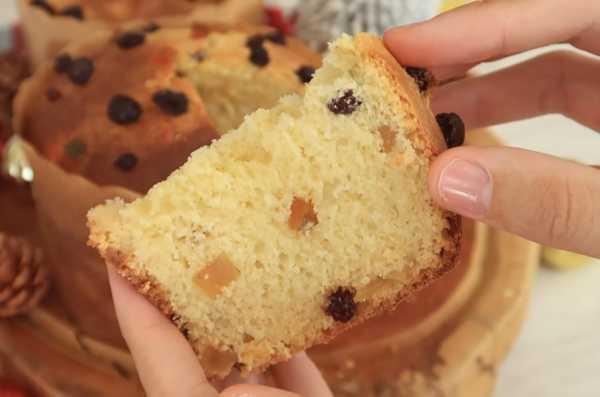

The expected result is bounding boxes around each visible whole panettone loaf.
[88,33,462,379]
[13,26,320,193]
[18,0,265,66]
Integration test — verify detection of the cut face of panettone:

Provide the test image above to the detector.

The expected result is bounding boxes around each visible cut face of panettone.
[88,33,462,379]
[13,26,320,193]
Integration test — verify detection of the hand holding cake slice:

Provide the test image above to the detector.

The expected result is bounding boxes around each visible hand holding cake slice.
[87,33,463,379]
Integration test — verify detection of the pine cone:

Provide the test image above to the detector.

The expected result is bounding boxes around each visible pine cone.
[0,234,49,318]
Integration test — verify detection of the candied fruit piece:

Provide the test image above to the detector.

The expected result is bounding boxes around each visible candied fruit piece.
[194,254,240,298]
[288,197,318,231]
[378,126,397,153]
[199,346,237,375]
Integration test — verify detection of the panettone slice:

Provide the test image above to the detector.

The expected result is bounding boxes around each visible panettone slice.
[88,33,461,379]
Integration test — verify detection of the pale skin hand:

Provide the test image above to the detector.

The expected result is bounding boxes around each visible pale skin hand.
[107,266,334,397]
[385,0,600,258]
[109,1,600,396]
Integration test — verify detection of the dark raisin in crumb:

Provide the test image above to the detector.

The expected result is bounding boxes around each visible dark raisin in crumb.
[64,138,86,158]
[59,5,84,20]
[143,22,160,33]
[46,88,62,102]
[30,0,55,14]
[153,89,189,116]
[436,113,465,149]
[114,153,138,172]
[327,90,362,115]
[249,46,270,67]
[404,66,431,93]
[67,58,94,85]
[265,31,286,45]
[108,95,142,125]
[54,54,72,74]
[325,287,357,323]
[116,31,146,49]
[246,34,265,49]
[296,65,316,84]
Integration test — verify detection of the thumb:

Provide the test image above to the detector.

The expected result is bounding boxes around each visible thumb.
[429,146,600,258]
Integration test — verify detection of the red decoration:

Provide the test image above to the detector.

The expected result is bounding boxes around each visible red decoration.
[265,6,298,36]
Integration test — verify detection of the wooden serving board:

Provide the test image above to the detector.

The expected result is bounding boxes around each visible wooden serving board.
[0,130,540,397]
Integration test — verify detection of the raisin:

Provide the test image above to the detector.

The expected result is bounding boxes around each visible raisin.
[143,22,160,33]
[108,95,142,125]
[54,54,72,74]
[436,113,465,149]
[59,5,84,20]
[114,153,138,172]
[327,90,362,115]
[116,32,146,49]
[249,46,270,67]
[152,90,189,116]
[64,138,86,158]
[404,66,432,93]
[296,66,316,84]
[30,0,55,14]
[67,58,94,85]
[246,34,265,49]
[326,287,357,323]
[46,88,62,102]
[265,31,286,45]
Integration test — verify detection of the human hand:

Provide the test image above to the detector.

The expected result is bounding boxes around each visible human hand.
[384,0,600,258]
[107,265,333,397]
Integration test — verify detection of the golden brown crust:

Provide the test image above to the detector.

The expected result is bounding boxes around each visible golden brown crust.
[354,33,447,156]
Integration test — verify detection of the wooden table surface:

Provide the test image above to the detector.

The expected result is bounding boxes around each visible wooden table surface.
[1,2,599,396]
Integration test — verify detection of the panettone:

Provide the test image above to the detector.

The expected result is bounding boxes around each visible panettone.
[13,26,320,193]
[18,0,265,67]
[88,33,462,379]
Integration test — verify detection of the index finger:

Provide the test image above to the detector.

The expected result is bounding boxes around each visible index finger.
[107,265,219,397]
[383,0,598,67]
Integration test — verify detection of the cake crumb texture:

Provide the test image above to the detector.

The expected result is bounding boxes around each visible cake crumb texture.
[88,33,460,379]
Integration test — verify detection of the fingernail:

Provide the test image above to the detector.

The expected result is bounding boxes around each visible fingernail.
[438,159,492,218]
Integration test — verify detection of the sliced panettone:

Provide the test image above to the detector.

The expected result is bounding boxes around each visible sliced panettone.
[88,33,462,379]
